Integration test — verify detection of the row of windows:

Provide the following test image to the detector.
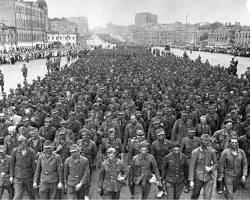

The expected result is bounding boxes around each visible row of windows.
[17,33,44,42]
[48,36,75,40]
[235,32,250,38]
[0,34,15,43]
[16,19,45,29]
[15,5,45,18]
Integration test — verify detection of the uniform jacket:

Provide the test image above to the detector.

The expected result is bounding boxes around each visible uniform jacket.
[188,146,217,182]
[39,125,57,142]
[0,155,11,186]
[34,152,63,184]
[161,152,188,183]
[64,155,90,187]
[171,119,192,144]
[77,139,97,167]
[151,139,172,167]
[27,136,45,154]
[219,148,248,178]
[238,135,250,164]
[180,136,200,159]
[98,158,128,192]
[129,153,160,185]
[10,147,36,180]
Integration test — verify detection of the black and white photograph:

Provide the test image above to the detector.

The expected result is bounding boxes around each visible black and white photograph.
[0,0,250,199]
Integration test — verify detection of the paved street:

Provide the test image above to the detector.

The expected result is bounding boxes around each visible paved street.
[0,57,68,96]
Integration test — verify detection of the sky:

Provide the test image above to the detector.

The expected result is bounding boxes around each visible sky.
[45,0,250,29]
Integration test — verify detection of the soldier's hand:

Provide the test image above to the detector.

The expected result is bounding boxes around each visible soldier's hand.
[33,182,38,189]
[75,182,83,191]
[57,182,63,189]
[205,166,212,172]
[9,177,14,183]
[241,176,246,184]
[190,181,194,189]
[218,177,223,182]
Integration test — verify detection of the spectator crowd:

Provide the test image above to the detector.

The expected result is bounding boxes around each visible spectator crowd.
[0,45,249,200]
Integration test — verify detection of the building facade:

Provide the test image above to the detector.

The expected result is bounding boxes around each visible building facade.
[235,27,250,48]
[67,17,88,36]
[132,23,199,46]
[47,33,78,46]
[135,12,158,26]
[0,0,48,49]
[49,18,78,35]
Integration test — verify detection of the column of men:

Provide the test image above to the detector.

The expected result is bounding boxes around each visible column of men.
[0,108,248,200]
[0,47,249,200]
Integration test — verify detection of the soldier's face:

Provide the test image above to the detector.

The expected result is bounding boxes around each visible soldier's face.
[44,147,52,155]
[230,139,238,150]
[225,122,232,130]
[140,147,148,155]
[172,147,180,155]
[107,152,115,160]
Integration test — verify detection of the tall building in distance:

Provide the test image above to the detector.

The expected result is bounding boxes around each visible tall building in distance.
[67,17,88,36]
[0,0,48,49]
[135,12,158,26]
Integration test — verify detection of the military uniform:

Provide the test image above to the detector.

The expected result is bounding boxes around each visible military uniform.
[64,155,90,200]
[129,153,160,199]
[0,155,13,199]
[171,119,192,144]
[98,158,128,199]
[162,152,188,200]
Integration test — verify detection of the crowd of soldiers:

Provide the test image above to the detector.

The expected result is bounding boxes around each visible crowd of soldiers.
[0,45,249,200]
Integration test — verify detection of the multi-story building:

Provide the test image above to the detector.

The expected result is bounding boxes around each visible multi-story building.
[48,18,79,46]
[208,23,240,47]
[47,32,78,46]
[235,27,250,48]
[0,0,48,49]
[135,12,158,26]
[0,23,17,50]
[132,23,199,46]
[67,17,88,36]
[49,18,78,35]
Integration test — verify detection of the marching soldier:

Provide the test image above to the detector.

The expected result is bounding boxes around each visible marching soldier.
[180,128,200,193]
[129,141,161,199]
[162,143,188,200]
[64,144,90,200]
[98,147,128,199]
[10,135,36,200]
[189,134,217,200]
[218,137,248,199]
[33,140,63,199]
[151,128,172,197]
[0,145,13,199]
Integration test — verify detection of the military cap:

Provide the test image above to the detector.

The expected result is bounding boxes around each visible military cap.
[188,128,196,133]
[224,118,233,124]
[139,141,149,148]
[118,111,124,115]
[156,110,163,115]
[58,130,66,136]
[135,111,141,116]
[0,145,6,153]
[44,117,52,122]
[153,118,161,124]
[200,134,210,141]
[172,143,181,148]
[43,140,53,148]
[80,128,90,134]
[30,128,38,133]
[22,117,29,122]
[200,115,207,120]
[156,128,165,136]
[230,110,238,114]
[106,147,116,154]
[136,130,144,136]
[70,144,80,153]
[181,111,188,115]
[17,135,27,142]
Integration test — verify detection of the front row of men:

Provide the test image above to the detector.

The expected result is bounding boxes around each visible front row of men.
[0,132,248,200]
